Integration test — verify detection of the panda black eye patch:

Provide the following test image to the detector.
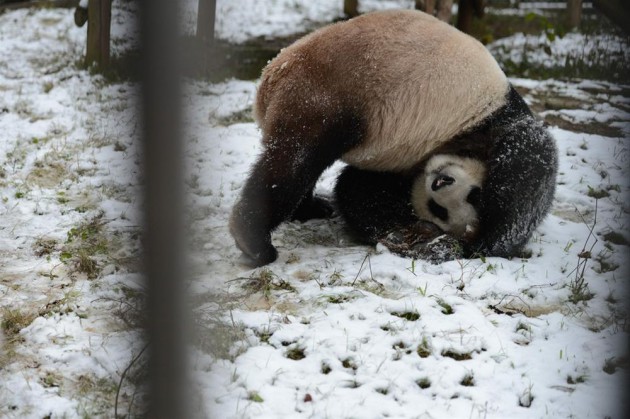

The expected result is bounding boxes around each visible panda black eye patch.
[431,175,455,191]
[428,198,449,222]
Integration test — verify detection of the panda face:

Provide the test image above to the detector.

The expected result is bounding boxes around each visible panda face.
[411,155,486,239]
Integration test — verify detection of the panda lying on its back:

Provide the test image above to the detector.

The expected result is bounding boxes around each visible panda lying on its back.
[230,9,558,266]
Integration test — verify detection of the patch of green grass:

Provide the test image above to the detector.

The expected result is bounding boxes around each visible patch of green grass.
[254,327,273,344]
[33,238,58,257]
[566,374,587,384]
[1,308,37,339]
[247,391,264,403]
[60,214,110,279]
[321,362,332,375]
[442,349,473,361]
[587,186,609,199]
[325,294,353,304]
[416,377,431,389]
[417,337,432,358]
[41,371,62,388]
[391,310,420,321]
[341,357,358,370]
[460,372,475,387]
[286,346,306,361]
[39,290,84,318]
[435,298,454,315]
[515,321,532,333]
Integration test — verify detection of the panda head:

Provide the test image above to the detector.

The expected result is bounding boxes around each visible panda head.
[411,154,486,240]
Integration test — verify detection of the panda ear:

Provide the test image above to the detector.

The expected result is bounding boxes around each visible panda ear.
[431,175,455,191]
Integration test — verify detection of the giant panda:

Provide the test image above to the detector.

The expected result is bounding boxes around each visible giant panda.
[229,9,558,267]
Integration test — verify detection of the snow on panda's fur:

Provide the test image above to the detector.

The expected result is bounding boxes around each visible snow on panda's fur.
[230,9,558,266]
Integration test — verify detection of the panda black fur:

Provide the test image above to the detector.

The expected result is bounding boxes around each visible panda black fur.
[230,9,558,266]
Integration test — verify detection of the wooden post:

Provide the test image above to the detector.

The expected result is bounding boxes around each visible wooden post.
[456,0,484,33]
[415,0,435,15]
[85,0,111,69]
[456,0,474,33]
[344,0,358,18]
[196,0,216,43]
[566,0,583,29]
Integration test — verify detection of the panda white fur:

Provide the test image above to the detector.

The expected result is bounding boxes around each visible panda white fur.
[230,9,558,266]
[411,154,485,239]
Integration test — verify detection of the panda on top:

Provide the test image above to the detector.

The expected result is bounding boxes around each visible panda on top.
[229,9,558,267]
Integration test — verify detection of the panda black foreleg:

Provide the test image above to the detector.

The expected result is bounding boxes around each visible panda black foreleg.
[334,166,418,243]
[335,166,463,262]
[230,143,330,266]
[230,113,365,266]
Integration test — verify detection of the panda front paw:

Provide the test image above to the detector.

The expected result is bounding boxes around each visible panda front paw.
[229,206,278,267]
[408,234,464,264]
[378,221,463,263]
[378,220,442,256]
[231,229,278,267]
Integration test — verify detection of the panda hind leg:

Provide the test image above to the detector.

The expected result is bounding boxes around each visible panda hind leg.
[230,114,364,267]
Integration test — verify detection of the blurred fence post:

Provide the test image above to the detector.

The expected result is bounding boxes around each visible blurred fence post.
[140,0,188,417]
[566,0,582,29]
[197,0,216,43]
[85,0,111,68]
[344,0,358,17]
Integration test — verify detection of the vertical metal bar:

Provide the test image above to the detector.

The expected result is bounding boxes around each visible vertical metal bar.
[140,0,187,417]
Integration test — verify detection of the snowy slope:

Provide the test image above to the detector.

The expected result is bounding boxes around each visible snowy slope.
[185,76,630,419]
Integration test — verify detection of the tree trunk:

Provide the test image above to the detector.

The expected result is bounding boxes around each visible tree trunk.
[196,0,216,43]
[344,0,358,18]
[566,0,582,29]
[415,0,435,15]
[456,0,474,33]
[85,0,111,69]
[456,0,484,33]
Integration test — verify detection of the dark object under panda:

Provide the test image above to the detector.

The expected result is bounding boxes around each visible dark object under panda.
[229,9,558,266]
[335,86,557,260]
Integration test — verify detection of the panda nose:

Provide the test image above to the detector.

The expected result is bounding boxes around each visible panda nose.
[431,175,455,191]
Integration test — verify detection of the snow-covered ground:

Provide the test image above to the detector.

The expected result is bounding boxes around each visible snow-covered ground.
[1,1,629,418]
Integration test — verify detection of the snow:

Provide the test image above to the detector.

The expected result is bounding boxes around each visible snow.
[2,1,629,418]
